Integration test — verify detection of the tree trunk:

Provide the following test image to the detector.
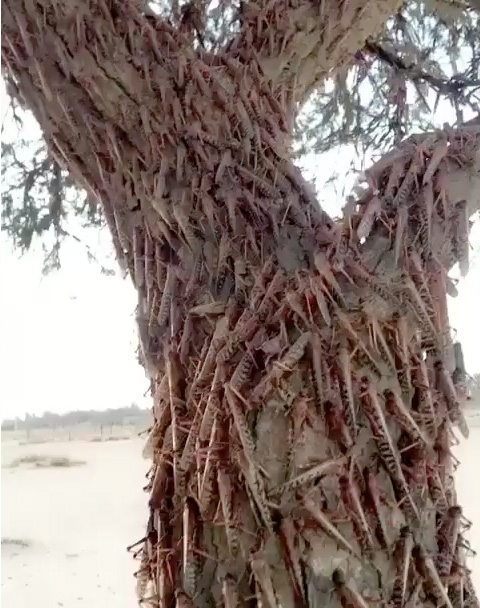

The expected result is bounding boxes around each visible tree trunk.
[2,2,480,607]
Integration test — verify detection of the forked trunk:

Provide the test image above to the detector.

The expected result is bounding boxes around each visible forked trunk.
[2,1,480,607]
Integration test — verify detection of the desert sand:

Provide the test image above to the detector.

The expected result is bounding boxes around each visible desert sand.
[1,435,147,608]
[2,420,480,607]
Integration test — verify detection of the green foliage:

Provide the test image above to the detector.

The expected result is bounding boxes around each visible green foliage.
[1,0,479,270]
[296,1,480,158]
[1,97,105,272]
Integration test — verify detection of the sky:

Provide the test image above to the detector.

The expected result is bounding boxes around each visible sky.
[0,84,479,421]
[0,234,150,420]
[0,82,150,419]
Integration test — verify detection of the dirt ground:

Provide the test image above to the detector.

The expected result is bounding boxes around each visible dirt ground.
[452,420,480,592]
[1,435,147,608]
[2,420,480,606]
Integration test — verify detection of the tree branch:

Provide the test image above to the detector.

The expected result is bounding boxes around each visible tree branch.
[467,0,480,12]
[3,4,480,605]
[364,39,480,97]
[228,0,403,108]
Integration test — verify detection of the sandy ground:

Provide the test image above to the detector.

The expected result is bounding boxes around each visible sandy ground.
[2,422,480,607]
[1,437,147,608]
[453,423,480,591]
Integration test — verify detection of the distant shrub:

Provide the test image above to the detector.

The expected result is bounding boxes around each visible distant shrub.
[88,435,130,443]
[18,438,50,446]
[8,454,86,469]
[1,537,31,548]
[2,404,152,432]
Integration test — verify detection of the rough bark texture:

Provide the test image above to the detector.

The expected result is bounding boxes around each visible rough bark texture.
[227,0,403,106]
[2,1,480,608]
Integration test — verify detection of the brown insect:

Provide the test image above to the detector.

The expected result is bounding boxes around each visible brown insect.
[222,575,239,608]
[436,505,463,579]
[339,473,375,558]
[363,468,390,551]
[198,367,223,442]
[391,526,414,608]
[179,397,205,476]
[249,555,278,606]
[357,194,382,241]
[427,466,449,517]
[452,199,470,277]
[127,509,157,554]
[394,204,409,265]
[404,276,437,337]
[230,349,256,393]
[182,498,201,597]
[434,359,469,438]
[435,420,460,485]
[412,544,453,608]
[452,341,468,396]
[421,180,434,247]
[144,231,155,291]
[166,350,186,493]
[463,567,480,608]
[225,385,256,465]
[332,568,370,608]
[422,138,449,185]
[392,159,417,208]
[273,456,345,497]
[384,389,430,448]
[217,467,239,557]
[195,315,230,385]
[324,399,353,452]
[366,316,396,371]
[198,415,220,515]
[335,310,378,371]
[309,276,332,326]
[311,331,329,406]
[250,331,311,403]
[413,355,437,439]
[313,251,346,306]
[404,580,423,608]
[337,346,358,437]
[158,264,176,330]
[360,379,420,522]
[133,224,145,289]
[278,517,305,602]
[447,573,465,608]
[303,497,360,558]
[395,317,413,395]
[175,589,194,608]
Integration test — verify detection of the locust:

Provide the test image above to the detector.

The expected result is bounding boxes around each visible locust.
[391,526,414,608]
[363,468,390,551]
[384,389,430,448]
[222,575,239,608]
[303,497,360,559]
[436,506,463,580]
[360,378,420,522]
[339,473,376,558]
[332,568,371,608]
[278,517,306,602]
[413,544,453,608]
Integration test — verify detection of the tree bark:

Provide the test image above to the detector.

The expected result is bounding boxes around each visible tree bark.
[229,0,403,106]
[2,2,480,608]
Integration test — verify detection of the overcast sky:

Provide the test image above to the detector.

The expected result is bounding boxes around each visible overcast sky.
[1,85,479,420]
